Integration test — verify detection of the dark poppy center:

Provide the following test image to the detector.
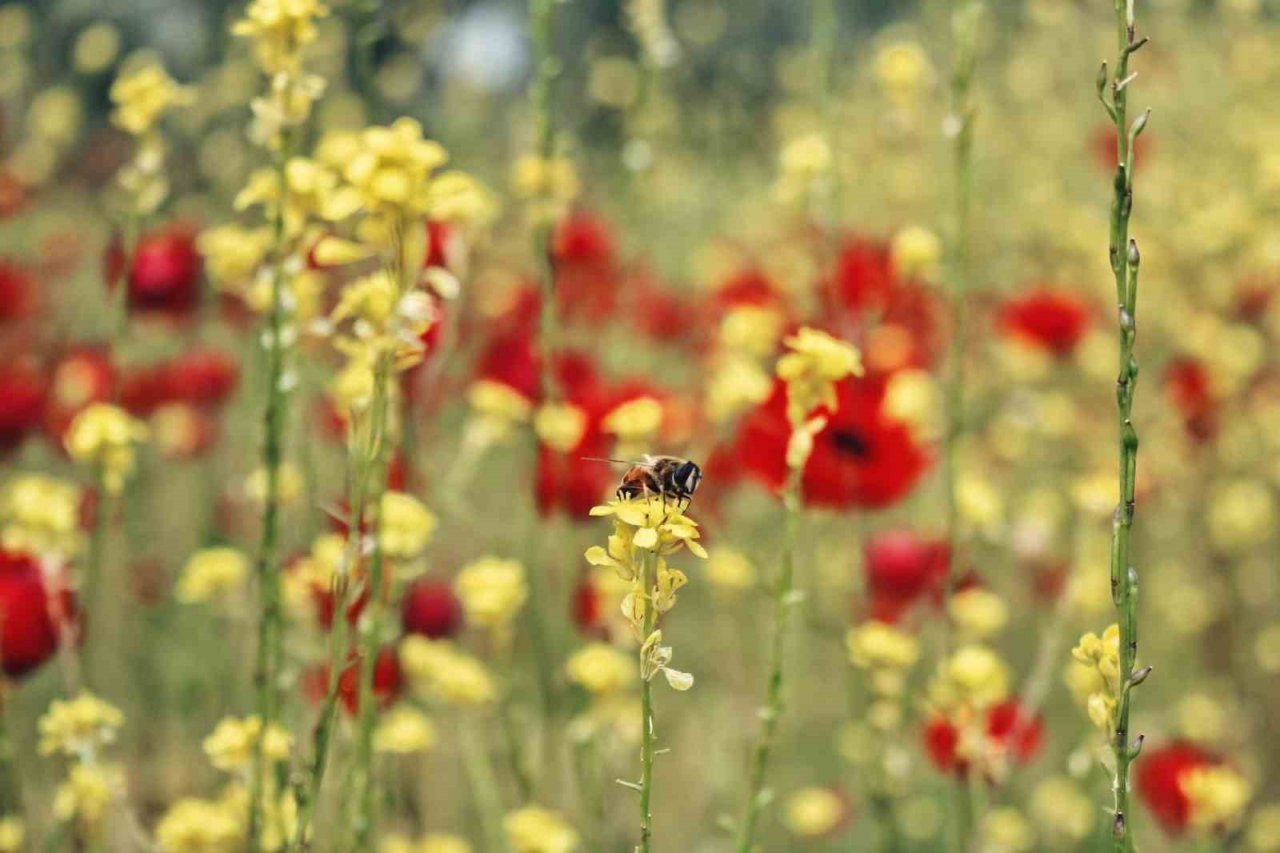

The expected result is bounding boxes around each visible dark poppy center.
[831,429,870,458]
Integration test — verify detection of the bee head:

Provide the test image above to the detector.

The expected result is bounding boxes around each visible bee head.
[673,460,702,498]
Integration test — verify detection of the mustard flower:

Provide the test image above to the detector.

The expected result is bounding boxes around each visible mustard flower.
[379,492,438,559]
[399,636,496,705]
[873,41,933,103]
[504,806,580,853]
[601,397,663,457]
[155,797,244,853]
[202,716,292,774]
[566,643,634,695]
[948,587,1009,640]
[1029,777,1095,843]
[38,693,124,758]
[512,155,579,223]
[1184,764,1253,834]
[0,473,81,558]
[930,644,1011,712]
[109,59,191,135]
[533,403,588,453]
[890,225,941,280]
[0,817,22,853]
[783,788,845,839]
[244,463,304,508]
[980,807,1035,852]
[453,556,528,630]
[373,707,437,755]
[846,621,920,671]
[176,547,250,604]
[425,171,500,229]
[704,547,756,593]
[381,834,472,853]
[232,0,329,76]
[64,403,149,496]
[776,327,863,425]
[1069,624,1127,731]
[53,763,122,831]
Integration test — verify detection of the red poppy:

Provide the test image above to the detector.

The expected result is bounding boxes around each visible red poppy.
[44,345,115,439]
[0,260,37,323]
[571,573,603,637]
[713,269,788,313]
[111,224,202,317]
[996,289,1092,358]
[1164,357,1217,444]
[304,645,403,716]
[0,359,47,452]
[165,348,240,408]
[737,377,931,510]
[401,578,463,639]
[552,211,619,323]
[1135,741,1216,835]
[923,700,1043,778]
[862,529,950,622]
[149,404,218,460]
[0,549,72,678]
[535,422,614,520]
[120,365,172,416]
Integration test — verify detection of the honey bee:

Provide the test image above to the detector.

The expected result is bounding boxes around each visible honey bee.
[586,455,704,505]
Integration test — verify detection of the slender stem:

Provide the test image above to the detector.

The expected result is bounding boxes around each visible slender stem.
[735,471,801,853]
[940,0,981,653]
[459,715,510,853]
[638,549,657,853]
[249,141,292,849]
[1100,1,1149,849]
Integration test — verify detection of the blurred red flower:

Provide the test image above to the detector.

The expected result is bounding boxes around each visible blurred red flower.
[737,377,931,510]
[922,700,1043,778]
[0,358,47,452]
[165,348,240,408]
[1164,357,1218,444]
[1136,741,1216,835]
[401,578,463,639]
[0,549,72,678]
[110,224,202,317]
[996,289,1092,358]
[304,645,403,716]
[44,346,115,440]
[862,529,950,622]
[0,260,37,323]
[553,211,619,323]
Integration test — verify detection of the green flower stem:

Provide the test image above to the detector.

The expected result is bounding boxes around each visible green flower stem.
[638,548,658,853]
[459,714,511,853]
[940,0,982,652]
[249,142,293,850]
[1099,1,1151,848]
[735,469,802,853]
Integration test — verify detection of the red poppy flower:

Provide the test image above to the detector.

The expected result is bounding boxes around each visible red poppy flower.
[737,377,931,510]
[536,421,614,520]
[1164,357,1217,444]
[164,348,240,408]
[150,404,218,460]
[401,578,463,639]
[0,260,37,323]
[923,700,1043,778]
[0,549,71,678]
[111,224,202,317]
[120,365,172,416]
[571,573,603,637]
[862,529,950,622]
[0,358,47,452]
[44,345,115,439]
[996,289,1092,358]
[1136,742,1216,835]
[713,269,788,313]
[552,211,619,323]
[304,646,403,716]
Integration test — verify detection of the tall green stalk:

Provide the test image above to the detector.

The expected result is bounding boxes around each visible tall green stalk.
[735,470,801,853]
[940,0,982,650]
[248,143,292,849]
[637,549,657,853]
[1097,1,1151,848]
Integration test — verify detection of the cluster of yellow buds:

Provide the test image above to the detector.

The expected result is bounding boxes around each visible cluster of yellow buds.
[453,556,528,636]
[232,0,329,149]
[39,693,126,839]
[928,644,1011,714]
[773,132,832,208]
[0,473,81,560]
[373,706,438,755]
[504,805,580,853]
[400,636,496,706]
[601,396,664,460]
[378,491,438,560]
[705,303,784,424]
[846,620,920,731]
[108,56,191,215]
[380,831,472,853]
[1068,624,1123,731]
[64,403,149,496]
[176,546,250,605]
[202,715,292,776]
[776,327,863,471]
[1183,763,1253,835]
[585,498,707,692]
[513,154,579,225]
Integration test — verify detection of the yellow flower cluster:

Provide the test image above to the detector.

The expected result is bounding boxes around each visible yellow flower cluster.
[774,133,831,207]
[379,491,438,559]
[504,805,580,853]
[1182,764,1253,834]
[566,642,634,695]
[533,403,588,453]
[847,620,919,730]
[155,796,245,852]
[0,817,21,853]
[948,587,1009,640]
[109,59,191,136]
[585,497,706,692]
[453,556,528,631]
[64,403,149,496]
[1069,624,1122,731]
[400,636,496,705]
[380,833,472,853]
[176,547,250,604]
[513,155,580,224]
[233,0,329,148]
[783,787,845,839]
[0,473,81,559]
[929,644,1011,713]
[373,706,438,755]
[776,327,864,426]
[601,396,663,458]
[53,764,123,832]
[202,715,292,774]
[38,692,125,758]
[706,304,782,423]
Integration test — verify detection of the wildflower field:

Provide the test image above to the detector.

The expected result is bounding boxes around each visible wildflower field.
[2,0,1280,850]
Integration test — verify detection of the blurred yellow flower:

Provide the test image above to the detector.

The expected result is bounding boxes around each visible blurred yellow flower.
[245,463,304,507]
[602,397,663,445]
[705,547,756,592]
[454,556,528,629]
[534,403,588,453]
[374,706,437,755]
[1183,764,1252,834]
[0,473,81,558]
[53,764,121,830]
[380,492,437,559]
[980,806,1035,852]
[155,797,244,852]
[0,817,22,853]
[504,806,580,853]
[1029,777,1094,842]
[873,41,933,102]
[400,637,496,705]
[232,0,329,75]
[38,693,124,757]
[847,621,920,671]
[1209,479,1274,553]
[933,644,1010,710]
[64,403,149,495]
[202,716,292,774]
[566,643,634,695]
[177,547,250,604]
[783,787,844,838]
[949,587,1009,640]
[1247,803,1280,851]
[110,59,191,135]
[776,327,863,424]
[891,225,941,279]
[719,305,785,357]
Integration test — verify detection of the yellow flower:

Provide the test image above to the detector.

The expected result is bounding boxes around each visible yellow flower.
[469,381,533,423]
[1029,777,1094,842]
[380,492,437,559]
[601,397,663,444]
[775,327,863,424]
[0,816,23,853]
[513,156,579,202]
[891,225,941,280]
[949,588,1009,640]
[202,716,292,774]
[847,621,920,671]
[53,764,121,830]
[779,133,831,182]
[932,645,1010,710]
[873,41,933,102]
[344,118,448,219]
[454,556,528,629]
[374,706,437,755]
[504,806,580,853]
[245,463,304,507]
[0,473,81,558]
[718,304,785,357]
[63,403,149,495]
[585,497,708,572]
[566,643,634,695]
[534,403,588,453]
[399,637,495,705]
[426,171,499,228]
[980,807,1035,852]
[883,369,942,442]
[177,547,250,604]
[706,355,774,423]
[705,547,756,592]
[232,0,329,75]
[783,787,845,838]
[419,835,472,853]
[110,59,191,135]
[1183,764,1252,834]
[38,693,125,757]
[155,797,244,853]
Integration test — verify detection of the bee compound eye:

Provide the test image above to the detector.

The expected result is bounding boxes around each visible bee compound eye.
[677,462,701,494]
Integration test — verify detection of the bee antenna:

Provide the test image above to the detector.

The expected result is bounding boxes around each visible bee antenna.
[579,456,634,465]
